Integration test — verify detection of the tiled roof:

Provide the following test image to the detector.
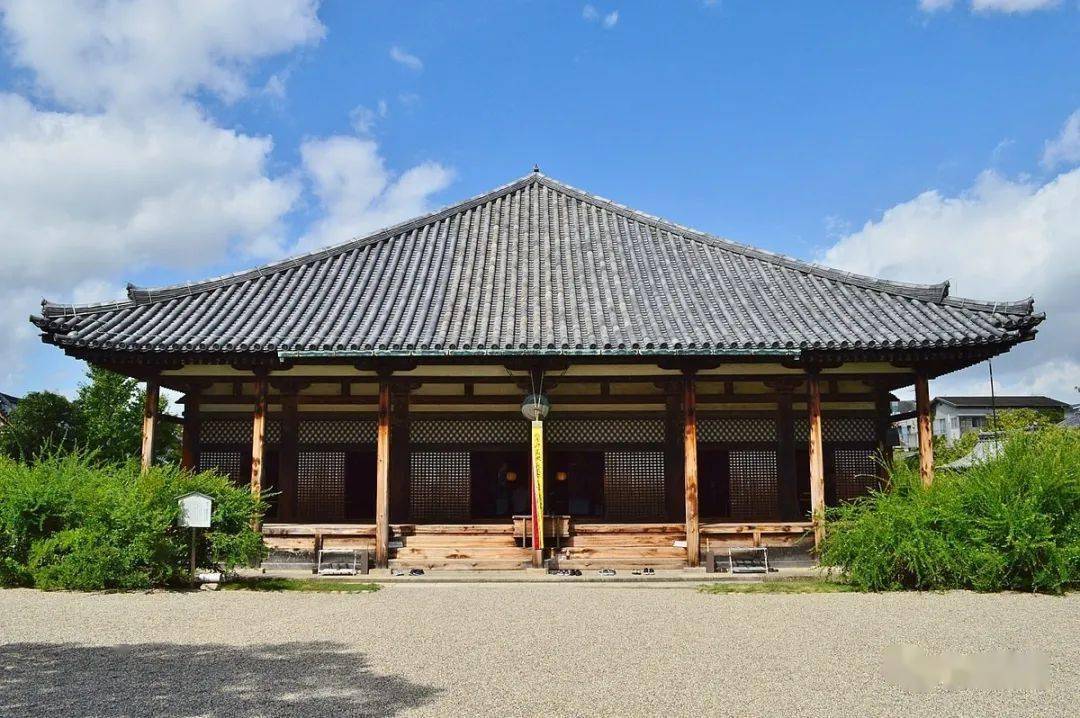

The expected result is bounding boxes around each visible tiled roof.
[0,392,19,417]
[935,396,1070,409]
[32,172,1043,358]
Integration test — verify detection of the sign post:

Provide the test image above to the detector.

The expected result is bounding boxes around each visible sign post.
[177,492,213,585]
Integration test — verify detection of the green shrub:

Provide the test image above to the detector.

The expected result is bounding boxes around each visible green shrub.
[0,453,266,590]
[820,427,1080,593]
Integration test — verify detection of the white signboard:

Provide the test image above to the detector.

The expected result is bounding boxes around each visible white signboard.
[178,492,213,528]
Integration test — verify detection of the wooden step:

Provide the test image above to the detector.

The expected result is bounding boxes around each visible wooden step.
[566,534,683,547]
[554,558,687,570]
[571,523,685,535]
[262,524,376,538]
[407,523,515,535]
[394,546,533,560]
[402,534,520,548]
[558,546,687,559]
[388,558,530,571]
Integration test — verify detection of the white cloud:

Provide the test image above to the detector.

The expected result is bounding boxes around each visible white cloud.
[583,5,619,27]
[919,0,1059,12]
[349,100,389,134]
[297,135,453,253]
[1042,109,1080,169]
[389,45,423,71]
[0,95,299,284]
[823,168,1080,401]
[970,0,1059,12]
[0,1,326,394]
[0,0,324,112]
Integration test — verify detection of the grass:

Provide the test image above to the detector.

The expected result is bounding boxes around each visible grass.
[222,577,381,593]
[699,579,856,594]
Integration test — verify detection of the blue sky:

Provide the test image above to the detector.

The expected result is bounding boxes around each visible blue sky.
[1,1,1078,402]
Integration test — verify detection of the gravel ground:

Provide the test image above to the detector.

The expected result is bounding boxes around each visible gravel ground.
[1,584,1078,717]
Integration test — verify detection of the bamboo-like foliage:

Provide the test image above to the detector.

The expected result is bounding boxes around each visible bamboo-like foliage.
[821,427,1080,593]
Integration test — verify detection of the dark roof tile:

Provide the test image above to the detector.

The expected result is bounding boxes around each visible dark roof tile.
[33,173,1043,357]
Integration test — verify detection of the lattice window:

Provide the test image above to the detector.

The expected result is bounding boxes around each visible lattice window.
[833,448,880,502]
[795,417,876,442]
[602,451,665,520]
[199,418,280,444]
[410,419,527,445]
[198,451,244,485]
[297,451,346,522]
[728,450,778,520]
[298,420,376,445]
[548,418,664,445]
[410,451,471,522]
[200,419,250,444]
[698,418,777,443]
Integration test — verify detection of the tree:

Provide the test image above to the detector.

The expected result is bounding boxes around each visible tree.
[985,408,1063,434]
[0,366,180,465]
[75,366,146,464]
[74,366,179,465]
[0,392,79,460]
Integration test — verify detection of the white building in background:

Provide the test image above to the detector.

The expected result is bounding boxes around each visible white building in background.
[892,396,1072,449]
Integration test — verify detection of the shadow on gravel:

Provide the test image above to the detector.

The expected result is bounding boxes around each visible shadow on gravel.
[0,641,438,717]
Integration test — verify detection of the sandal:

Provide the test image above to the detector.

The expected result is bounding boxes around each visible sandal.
[598,568,616,577]
[643,567,655,575]
[409,568,425,576]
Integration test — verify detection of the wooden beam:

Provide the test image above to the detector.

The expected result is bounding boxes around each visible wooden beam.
[278,392,299,522]
[375,382,391,568]
[915,370,934,486]
[683,373,700,567]
[250,374,267,527]
[191,390,876,406]
[807,372,825,549]
[180,392,200,471]
[140,380,159,472]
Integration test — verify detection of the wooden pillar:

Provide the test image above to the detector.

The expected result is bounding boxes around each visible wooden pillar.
[775,388,799,520]
[683,373,699,567]
[915,370,934,487]
[180,392,200,471]
[140,380,159,472]
[807,372,825,549]
[389,386,411,523]
[278,392,299,522]
[375,382,391,568]
[250,374,267,529]
[663,383,685,521]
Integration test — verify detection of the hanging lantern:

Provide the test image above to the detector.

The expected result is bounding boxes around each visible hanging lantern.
[520,393,551,421]
[505,470,518,483]
[555,470,568,482]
